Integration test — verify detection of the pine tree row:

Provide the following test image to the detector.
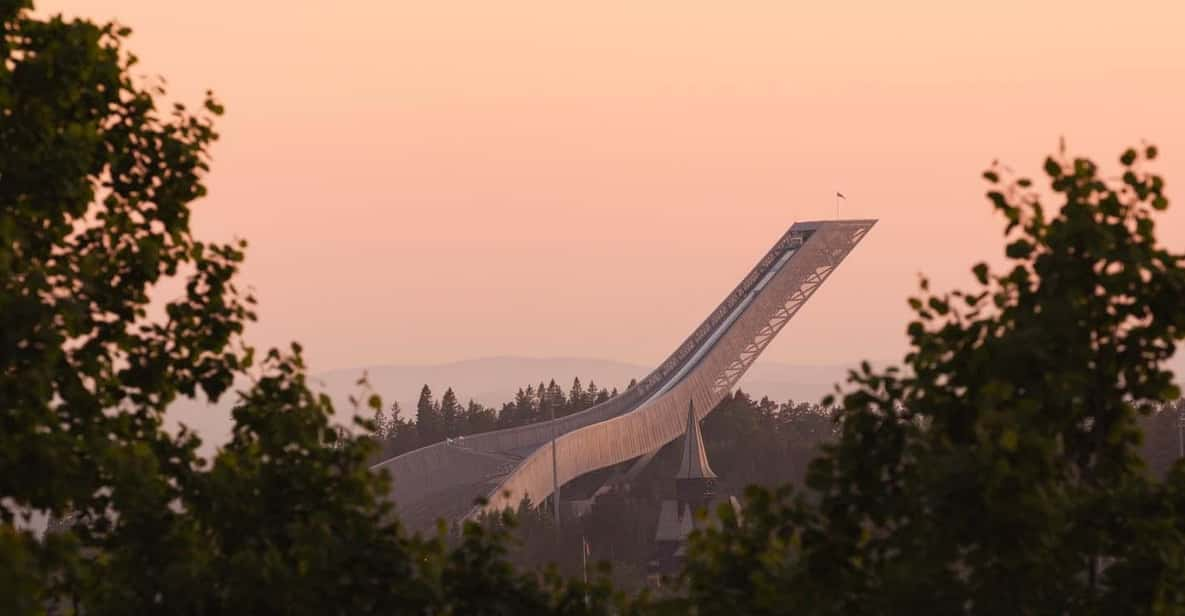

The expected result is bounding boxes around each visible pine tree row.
[372,377,626,458]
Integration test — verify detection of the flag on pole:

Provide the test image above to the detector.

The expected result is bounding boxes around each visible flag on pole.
[836,191,847,199]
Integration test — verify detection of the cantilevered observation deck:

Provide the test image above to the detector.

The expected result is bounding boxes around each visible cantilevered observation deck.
[373,220,876,530]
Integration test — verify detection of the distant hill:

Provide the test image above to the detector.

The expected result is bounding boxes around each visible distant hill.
[166,353,1185,455]
[166,356,868,454]
[314,356,646,417]
[312,356,877,418]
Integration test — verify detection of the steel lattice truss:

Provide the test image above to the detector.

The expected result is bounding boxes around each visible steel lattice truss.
[372,220,876,531]
[711,223,873,395]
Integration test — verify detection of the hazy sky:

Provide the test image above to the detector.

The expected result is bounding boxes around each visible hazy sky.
[42,1,1185,373]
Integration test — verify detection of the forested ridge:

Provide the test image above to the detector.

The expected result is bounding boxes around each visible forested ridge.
[370,378,1185,591]
[369,377,625,460]
[373,379,1185,485]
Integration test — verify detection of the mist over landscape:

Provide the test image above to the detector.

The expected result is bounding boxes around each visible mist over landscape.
[169,354,1185,455]
[166,355,884,453]
[6,0,1185,612]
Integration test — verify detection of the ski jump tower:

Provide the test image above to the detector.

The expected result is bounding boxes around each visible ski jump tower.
[373,219,876,531]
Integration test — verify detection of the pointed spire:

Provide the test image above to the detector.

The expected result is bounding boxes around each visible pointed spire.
[676,400,716,479]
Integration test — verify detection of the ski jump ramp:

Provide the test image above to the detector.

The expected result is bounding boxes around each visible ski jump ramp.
[373,219,876,531]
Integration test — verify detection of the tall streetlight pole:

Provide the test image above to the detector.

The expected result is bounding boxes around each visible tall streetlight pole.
[551,403,561,533]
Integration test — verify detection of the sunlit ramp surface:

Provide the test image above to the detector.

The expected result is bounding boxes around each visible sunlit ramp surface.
[372,220,876,531]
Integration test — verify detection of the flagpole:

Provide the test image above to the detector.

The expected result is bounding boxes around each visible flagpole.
[582,535,589,584]
[551,404,560,534]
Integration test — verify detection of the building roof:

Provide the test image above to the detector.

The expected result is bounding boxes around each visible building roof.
[675,401,717,480]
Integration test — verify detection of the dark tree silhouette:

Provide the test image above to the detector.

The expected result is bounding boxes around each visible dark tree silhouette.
[0,4,629,613]
[684,145,1185,615]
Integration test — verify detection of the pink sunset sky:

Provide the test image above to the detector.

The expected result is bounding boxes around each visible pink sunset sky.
[41,1,1185,373]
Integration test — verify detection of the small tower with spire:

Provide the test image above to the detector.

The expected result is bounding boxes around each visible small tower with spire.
[649,399,724,582]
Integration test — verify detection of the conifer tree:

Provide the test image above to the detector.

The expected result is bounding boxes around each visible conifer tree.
[439,387,462,438]
[587,381,600,408]
[385,402,420,457]
[465,400,498,434]
[536,381,548,421]
[499,397,520,428]
[415,384,443,445]
[569,377,586,413]
[546,380,566,417]
[373,401,394,440]
[519,386,537,425]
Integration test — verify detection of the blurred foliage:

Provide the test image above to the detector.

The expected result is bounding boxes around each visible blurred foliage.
[461,391,835,590]
[6,1,1185,613]
[683,145,1185,614]
[0,2,632,613]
